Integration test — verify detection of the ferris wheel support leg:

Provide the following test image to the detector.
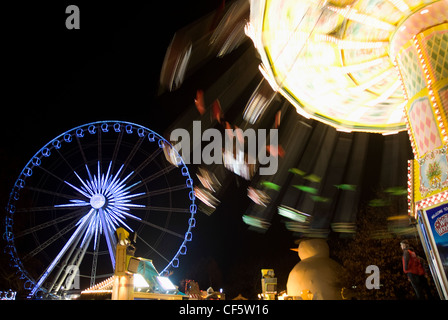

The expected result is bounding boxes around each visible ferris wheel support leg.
[90,236,101,288]
[28,211,93,298]
[47,226,85,293]
[99,208,117,269]
[53,232,93,293]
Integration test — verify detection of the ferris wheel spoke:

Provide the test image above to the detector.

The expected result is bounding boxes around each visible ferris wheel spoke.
[75,135,90,170]
[15,205,81,213]
[54,200,90,208]
[119,135,144,180]
[37,165,71,186]
[145,184,189,198]
[136,165,177,188]
[23,209,94,261]
[126,205,191,214]
[104,205,136,221]
[15,208,86,238]
[112,191,146,203]
[103,164,125,196]
[128,215,184,239]
[137,234,170,263]
[110,181,143,200]
[23,219,78,262]
[97,126,102,164]
[132,147,163,177]
[110,129,124,173]
[149,206,190,213]
[25,186,80,201]
[107,170,135,196]
[74,168,95,196]
[126,184,188,203]
[64,180,91,199]
[54,148,77,177]
[102,162,113,193]
[103,207,134,233]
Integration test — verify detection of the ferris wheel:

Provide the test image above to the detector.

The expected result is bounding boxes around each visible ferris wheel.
[3,121,196,299]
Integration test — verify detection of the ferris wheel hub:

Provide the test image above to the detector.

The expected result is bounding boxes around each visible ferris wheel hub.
[90,194,106,209]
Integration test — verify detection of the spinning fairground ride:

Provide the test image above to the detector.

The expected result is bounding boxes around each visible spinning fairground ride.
[247,0,448,298]
[3,121,196,299]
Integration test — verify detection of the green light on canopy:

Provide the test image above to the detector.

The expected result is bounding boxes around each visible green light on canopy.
[278,205,311,223]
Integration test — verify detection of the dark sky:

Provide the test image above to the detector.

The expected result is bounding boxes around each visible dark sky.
[4,1,220,136]
[2,1,301,298]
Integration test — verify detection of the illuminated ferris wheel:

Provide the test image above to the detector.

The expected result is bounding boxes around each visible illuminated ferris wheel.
[3,121,196,299]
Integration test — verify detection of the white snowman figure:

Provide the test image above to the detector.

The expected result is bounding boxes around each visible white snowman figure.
[287,238,343,300]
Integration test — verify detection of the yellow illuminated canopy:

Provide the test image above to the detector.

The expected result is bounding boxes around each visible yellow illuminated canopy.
[247,0,442,133]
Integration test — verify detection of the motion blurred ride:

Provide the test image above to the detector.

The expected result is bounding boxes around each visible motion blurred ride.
[249,0,448,299]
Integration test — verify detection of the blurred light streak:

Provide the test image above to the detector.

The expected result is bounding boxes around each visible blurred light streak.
[278,205,311,223]
[194,186,220,209]
[242,215,270,230]
[247,187,270,206]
